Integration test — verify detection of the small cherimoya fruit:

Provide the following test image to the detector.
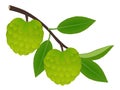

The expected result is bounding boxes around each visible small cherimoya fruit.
[6,18,44,55]
[44,48,81,85]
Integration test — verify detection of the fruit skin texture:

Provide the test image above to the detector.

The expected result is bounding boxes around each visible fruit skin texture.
[44,48,81,85]
[6,18,44,55]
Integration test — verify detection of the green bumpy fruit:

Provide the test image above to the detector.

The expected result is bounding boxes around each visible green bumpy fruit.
[6,18,44,55]
[44,48,81,85]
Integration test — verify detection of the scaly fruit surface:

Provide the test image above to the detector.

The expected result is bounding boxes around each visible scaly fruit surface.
[44,48,81,85]
[6,18,43,55]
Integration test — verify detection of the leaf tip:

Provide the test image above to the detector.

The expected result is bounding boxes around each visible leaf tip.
[96,78,108,83]
[100,73,108,83]
[110,45,114,48]
[35,73,38,77]
[103,78,108,83]
[107,45,114,50]
[105,80,108,83]
[92,19,96,23]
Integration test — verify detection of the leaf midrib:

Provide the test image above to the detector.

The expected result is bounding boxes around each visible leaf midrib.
[82,61,102,80]
[58,21,93,29]
[36,41,50,75]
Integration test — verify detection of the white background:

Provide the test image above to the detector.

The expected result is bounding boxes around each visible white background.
[0,0,120,90]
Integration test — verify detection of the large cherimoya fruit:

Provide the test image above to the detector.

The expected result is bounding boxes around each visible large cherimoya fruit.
[6,18,44,55]
[44,48,81,85]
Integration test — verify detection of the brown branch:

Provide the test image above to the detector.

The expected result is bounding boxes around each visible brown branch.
[9,5,68,49]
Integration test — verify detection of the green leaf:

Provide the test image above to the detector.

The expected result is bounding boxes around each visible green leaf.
[80,45,113,60]
[33,40,52,77]
[57,16,95,34]
[81,60,108,82]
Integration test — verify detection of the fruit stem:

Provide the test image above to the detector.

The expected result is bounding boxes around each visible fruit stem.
[8,5,68,49]
[60,44,64,51]
[25,15,28,22]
